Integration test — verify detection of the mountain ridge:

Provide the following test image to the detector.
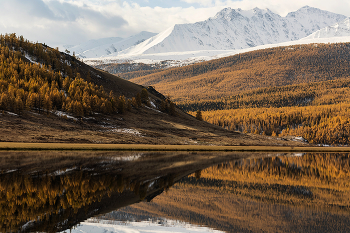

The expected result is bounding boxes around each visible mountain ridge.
[305,17,350,39]
[112,6,346,57]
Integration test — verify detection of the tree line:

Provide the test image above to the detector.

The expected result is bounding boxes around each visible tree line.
[200,153,350,188]
[180,153,350,211]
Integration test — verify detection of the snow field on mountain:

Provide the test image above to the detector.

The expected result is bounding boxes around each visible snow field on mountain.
[305,18,350,39]
[84,36,350,68]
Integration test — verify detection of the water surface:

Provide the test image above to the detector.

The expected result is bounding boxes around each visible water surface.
[0,151,349,232]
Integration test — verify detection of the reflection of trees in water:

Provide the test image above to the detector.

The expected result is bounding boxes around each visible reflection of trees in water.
[189,153,350,210]
[204,153,350,185]
[119,185,350,233]
[0,169,176,233]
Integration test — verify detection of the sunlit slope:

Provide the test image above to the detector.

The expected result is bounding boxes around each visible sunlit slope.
[180,77,350,111]
[129,43,350,103]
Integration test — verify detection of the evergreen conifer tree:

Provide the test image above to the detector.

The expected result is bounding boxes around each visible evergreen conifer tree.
[195,110,203,121]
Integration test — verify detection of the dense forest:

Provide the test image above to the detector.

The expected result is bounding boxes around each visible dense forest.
[0,33,176,118]
[98,42,350,145]
[186,77,350,145]
[3,33,350,145]
[190,103,350,145]
[181,77,350,112]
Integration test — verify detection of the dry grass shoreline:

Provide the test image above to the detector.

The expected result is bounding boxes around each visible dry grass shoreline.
[0,142,350,152]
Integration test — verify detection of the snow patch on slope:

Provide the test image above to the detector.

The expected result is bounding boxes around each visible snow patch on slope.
[120,26,175,56]
[24,53,39,65]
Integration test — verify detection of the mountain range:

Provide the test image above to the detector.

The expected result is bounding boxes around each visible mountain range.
[69,6,349,66]
[118,6,346,55]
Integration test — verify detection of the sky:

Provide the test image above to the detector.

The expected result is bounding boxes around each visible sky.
[1,0,349,48]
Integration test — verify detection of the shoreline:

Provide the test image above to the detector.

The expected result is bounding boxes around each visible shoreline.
[0,142,349,152]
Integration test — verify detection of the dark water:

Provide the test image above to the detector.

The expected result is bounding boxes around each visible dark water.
[0,151,349,233]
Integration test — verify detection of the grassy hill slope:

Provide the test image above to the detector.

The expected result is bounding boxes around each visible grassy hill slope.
[128,43,350,104]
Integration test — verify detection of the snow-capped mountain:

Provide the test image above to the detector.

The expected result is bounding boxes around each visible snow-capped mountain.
[304,18,350,39]
[65,31,156,58]
[113,6,346,56]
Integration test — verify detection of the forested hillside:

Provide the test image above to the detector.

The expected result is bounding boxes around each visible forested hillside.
[181,78,350,112]
[126,42,350,145]
[185,77,350,145]
[0,33,178,117]
[129,43,350,104]
[191,103,350,145]
[0,33,299,146]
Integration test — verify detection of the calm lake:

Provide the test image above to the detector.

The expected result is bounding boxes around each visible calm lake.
[0,151,349,233]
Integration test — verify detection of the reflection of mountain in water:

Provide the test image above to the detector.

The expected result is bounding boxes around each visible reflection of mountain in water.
[0,151,252,233]
[105,153,350,233]
[2,151,350,232]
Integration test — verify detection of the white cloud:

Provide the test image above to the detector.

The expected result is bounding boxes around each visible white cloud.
[0,0,127,45]
[0,0,349,47]
[180,0,215,7]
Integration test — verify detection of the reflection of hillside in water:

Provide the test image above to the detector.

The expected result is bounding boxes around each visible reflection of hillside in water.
[0,151,255,233]
[109,153,350,233]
